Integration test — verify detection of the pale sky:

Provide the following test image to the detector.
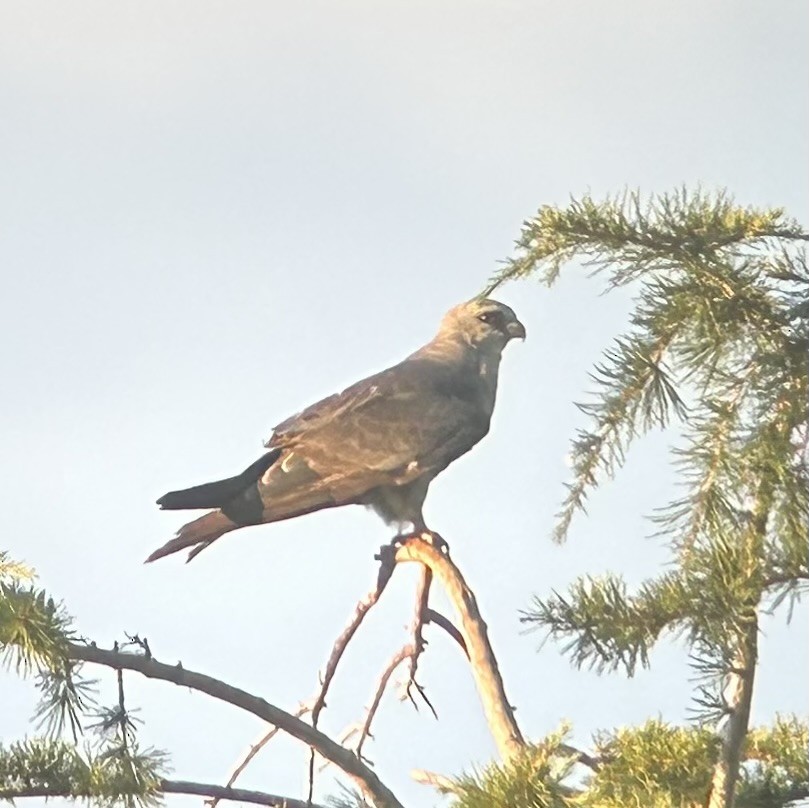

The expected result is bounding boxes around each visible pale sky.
[2,2,807,806]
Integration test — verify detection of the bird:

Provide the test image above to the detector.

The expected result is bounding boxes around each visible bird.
[146,297,525,563]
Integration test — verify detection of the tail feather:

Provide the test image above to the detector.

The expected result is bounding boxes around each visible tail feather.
[145,510,236,563]
[156,450,280,510]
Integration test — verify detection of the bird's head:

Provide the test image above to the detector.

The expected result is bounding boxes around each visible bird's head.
[439,298,526,354]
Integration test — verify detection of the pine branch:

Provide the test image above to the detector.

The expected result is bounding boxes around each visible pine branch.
[443,726,579,808]
[485,188,806,293]
[586,720,717,808]
[523,571,690,675]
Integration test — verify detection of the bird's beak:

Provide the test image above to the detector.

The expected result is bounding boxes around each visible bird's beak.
[506,320,527,341]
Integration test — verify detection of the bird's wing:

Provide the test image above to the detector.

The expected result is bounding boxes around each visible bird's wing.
[264,356,490,503]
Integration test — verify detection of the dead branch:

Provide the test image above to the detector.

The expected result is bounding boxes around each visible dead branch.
[318,556,438,774]
[174,781,324,807]
[401,564,433,712]
[1,781,326,808]
[311,543,397,728]
[210,703,313,808]
[67,642,403,808]
[410,769,458,793]
[424,607,468,658]
[356,646,415,761]
[307,543,397,802]
[393,537,526,761]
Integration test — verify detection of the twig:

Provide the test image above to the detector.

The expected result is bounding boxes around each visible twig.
[307,543,397,803]
[401,565,434,715]
[210,703,313,808]
[410,769,458,793]
[558,743,601,771]
[393,537,526,762]
[1,781,327,808]
[356,646,414,761]
[67,642,404,808]
[123,633,152,659]
[424,608,468,658]
[311,544,397,728]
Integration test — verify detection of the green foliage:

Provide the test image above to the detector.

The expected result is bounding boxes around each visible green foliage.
[446,727,576,808]
[524,571,689,676]
[486,188,808,551]
[737,716,809,808]
[0,738,167,808]
[0,553,167,807]
[584,720,717,808]
[0,581,73,676]
[423,719,807,808]
[486,188,804,292]
[511,188,807,655]
[0,552,36,584]
[501,189,807,807]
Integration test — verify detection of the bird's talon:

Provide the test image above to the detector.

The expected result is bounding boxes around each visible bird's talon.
[421,531,450,555]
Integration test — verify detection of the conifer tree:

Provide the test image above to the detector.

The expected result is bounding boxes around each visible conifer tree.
[477,188,808,808]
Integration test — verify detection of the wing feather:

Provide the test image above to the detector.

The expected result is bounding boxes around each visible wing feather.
[262,355,489,505]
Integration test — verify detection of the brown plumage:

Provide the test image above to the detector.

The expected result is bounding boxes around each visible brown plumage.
[146,298,525,563]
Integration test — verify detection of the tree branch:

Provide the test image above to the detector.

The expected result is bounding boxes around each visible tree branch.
[393,537,525,761]
[307,543,397,802]
[0,780,327,808]
[356,646,414,761]
[425,608,468,657]
[66,642,403,808]
[311,543,397,729]
[706,617,759,808]
[401,564,436,715]
[210,702,313,808]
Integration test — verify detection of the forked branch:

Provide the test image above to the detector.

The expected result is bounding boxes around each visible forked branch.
[394,537,525,761]
[67,643,404,808]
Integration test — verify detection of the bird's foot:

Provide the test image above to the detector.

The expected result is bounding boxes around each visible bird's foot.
[390,530,450,556]
[421,531,450,555]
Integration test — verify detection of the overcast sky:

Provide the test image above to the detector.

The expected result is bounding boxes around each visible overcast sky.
[2,2,807,806]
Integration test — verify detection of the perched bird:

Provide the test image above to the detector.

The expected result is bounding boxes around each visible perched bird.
[146,298,525,563]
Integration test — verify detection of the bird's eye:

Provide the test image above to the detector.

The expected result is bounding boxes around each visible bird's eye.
[477,311,501,326]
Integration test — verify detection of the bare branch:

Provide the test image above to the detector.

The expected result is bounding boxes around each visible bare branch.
[401,564,436,715]
[356,646,414,761]
[311,544,397,728]
[424,608,468,657]
[66,642,403,808]
[0,780,327,808]
[394,537,525,761]
[175,781,325,808]
[307,543,397,802]
[410,768,458,793]
[211,703,313,808]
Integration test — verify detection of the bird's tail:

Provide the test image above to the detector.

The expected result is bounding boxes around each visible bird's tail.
[156,450,280,510]
[145,510,237,564]
[148,450,281,564]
